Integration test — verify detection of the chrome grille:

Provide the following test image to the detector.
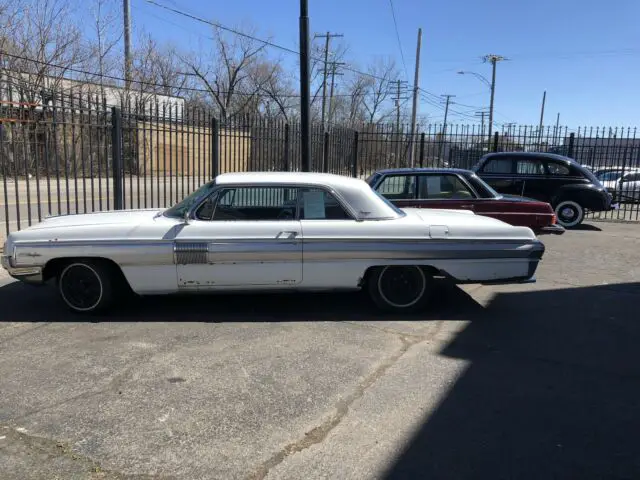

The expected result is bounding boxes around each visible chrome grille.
[174,243,208,265]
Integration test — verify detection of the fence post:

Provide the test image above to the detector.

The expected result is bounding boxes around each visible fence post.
[211,116,220,178]
[567,132,575,158]
[351,131,359,178]
[111,107,124,210]
[284,123,290,171]
[492,132,499,152]
[419,133,425,168]
[322,131,330,173]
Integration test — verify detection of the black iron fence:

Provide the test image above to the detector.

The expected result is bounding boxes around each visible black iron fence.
[2,90,640,241]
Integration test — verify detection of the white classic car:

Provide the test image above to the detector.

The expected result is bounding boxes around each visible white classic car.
[1,172,545,314]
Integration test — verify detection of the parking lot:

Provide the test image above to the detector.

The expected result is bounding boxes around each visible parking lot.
[1,221,639,479]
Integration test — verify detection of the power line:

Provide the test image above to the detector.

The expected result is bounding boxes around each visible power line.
[143,0,411,88]
[387,0,408,80]
[0,51,360,98]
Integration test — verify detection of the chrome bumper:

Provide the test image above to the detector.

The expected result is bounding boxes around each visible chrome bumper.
[539,224,566,235]
[1,255,44,285]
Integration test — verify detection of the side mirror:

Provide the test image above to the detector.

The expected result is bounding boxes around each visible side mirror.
[183,211,191,225]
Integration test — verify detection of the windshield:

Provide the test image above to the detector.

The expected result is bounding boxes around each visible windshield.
[163,181,216,218]
[596,170,625,181]
[469,173,502,198]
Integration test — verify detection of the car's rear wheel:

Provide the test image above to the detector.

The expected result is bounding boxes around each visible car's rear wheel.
[554,200,584,228]
[58,261,114,313]
[368,266,433,313]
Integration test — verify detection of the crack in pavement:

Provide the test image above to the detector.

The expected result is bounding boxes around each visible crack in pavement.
[0,425,165,479]
[247,332,429,480]
[9,335,190,424]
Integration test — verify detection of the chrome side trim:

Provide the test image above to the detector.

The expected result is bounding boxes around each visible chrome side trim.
[174,242,209,265]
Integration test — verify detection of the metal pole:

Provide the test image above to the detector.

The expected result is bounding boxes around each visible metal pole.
[123,0,132,91]
[211,116,219,178]
[320,32,330,132]
[554,112,560,145]
[409,27,422,167]
[538,90,546,146]
[111,107,124,210]
[488,57,496,142]
[299,0,311,171]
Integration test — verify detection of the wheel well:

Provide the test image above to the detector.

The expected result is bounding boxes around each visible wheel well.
[361,264,441,286]
[43,257,127,284]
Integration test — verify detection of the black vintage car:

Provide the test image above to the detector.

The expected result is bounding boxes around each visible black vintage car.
[472,152,616,228]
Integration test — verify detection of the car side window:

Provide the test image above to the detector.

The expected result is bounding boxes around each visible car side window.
[516,159,545,175]
[547,162,570,175]
[624,173,640,182]
[481,158,513,174]
[210,187,298,221]
[375,175,416,200]
[417,175,475,200]
[299,188,352,220]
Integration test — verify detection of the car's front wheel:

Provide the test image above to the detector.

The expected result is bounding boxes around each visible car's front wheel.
[554,200,585,228]
[57,260,115,313]
[368,265,433,313]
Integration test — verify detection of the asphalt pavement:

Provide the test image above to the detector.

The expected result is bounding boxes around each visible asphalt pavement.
[0,222,639,479]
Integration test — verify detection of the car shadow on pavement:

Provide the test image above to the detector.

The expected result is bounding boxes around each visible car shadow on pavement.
[0,279,481,323]
[572,222,602,231]
[383,281,640,480]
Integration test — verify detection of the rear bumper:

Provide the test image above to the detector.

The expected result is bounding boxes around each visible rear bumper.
[538,224,565,235]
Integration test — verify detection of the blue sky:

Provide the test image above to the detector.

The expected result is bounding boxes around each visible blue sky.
[127,0,639,127]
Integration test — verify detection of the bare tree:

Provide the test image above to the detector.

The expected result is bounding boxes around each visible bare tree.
[84,0,122,96]
[2,0,84,105]
[361,57,397,124]
[182,26,275,121]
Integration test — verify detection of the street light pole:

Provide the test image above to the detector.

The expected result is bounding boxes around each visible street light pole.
[299,0,311,171]
[483,54,505,142]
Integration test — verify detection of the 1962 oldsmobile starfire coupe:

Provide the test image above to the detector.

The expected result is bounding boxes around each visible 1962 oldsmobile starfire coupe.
[2,172,545,314]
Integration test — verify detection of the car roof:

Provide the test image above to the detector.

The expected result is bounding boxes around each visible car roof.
[481,151,578,165]
[214,171,401,220]
[373,167,473,175]
[216,171,366,188]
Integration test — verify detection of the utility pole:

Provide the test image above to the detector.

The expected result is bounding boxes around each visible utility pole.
[503,122,516,137]
[299,0,311,171]
[554,112,560,145]
[123,0,132,91]
[441,94,455,134]
[483,54,505,142]
[475,111,487,136]
[390,79,409,133]
[326,61,344,129]
[440,94,455,159]
[315,32,343,132]
[409,27,422,167]
[538,90,546,146]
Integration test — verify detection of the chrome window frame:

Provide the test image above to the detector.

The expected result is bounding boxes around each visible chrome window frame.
[187,182,360,221]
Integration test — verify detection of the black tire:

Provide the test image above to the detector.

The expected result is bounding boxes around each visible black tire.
[367,265,433,313]
[57,260,115,314]
[554,200,585,228]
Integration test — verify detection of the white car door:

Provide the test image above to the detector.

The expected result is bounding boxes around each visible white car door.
[174,185,302,289]
[297,187,363,289]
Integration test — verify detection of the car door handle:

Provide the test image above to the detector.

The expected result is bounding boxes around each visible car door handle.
[460,204,474,210]
[276,231,298,239]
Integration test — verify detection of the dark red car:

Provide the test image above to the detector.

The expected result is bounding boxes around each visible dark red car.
[367,168,564,234]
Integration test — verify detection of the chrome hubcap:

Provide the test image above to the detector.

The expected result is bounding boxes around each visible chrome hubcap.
[560,207,576,219]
